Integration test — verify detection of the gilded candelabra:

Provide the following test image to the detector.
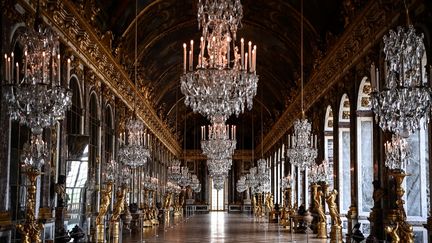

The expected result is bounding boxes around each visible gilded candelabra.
[16,168,43,243]
[96,180,113,243]
[150,190,159,225]
[386,170,414,243]
[280,187,292,228]
[143,189,153,227]
[326,189,342,243]
[110,185,127,243]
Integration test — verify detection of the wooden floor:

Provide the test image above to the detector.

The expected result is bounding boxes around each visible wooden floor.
[122,212,330,243]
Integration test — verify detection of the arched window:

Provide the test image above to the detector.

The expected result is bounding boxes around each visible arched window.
[356,77,374,216]
[104,105,114,161]
[338,94,351,214]
[404,50,429,222]
[89,93,100,170]
[324,106,334,189]
[67,77,82,135]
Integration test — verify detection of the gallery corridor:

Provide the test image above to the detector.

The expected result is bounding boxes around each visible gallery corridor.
[123,212,329,243]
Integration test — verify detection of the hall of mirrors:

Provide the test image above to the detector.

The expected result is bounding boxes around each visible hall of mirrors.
[1,0,432,242]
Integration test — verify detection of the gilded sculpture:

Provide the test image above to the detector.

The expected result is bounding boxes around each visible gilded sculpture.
[385,223,400,243]
[326,189,341,226]
[96,181,113,225]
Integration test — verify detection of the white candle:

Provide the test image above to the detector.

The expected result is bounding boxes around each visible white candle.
[67,58,71,83]
[314,135,317,148]
[189,50,192,71]
[248,41,252,70]
[251,50,255,72]
[6,56,9,82]
[245,52,248,71]
[253,45,257,74]
[42,52,45,83]
[288,135,290,148]
[11,52,14,82]
[198,54,202,67]
[241,38,244,70]
[376,68,379,91]
[370,63,376,90]
[190,40,194,71]
[227,37,230,67]
[24,51,27,78]
[183,43,187,73]
[16,63,19,83]
[200,37,204,66]
[4,54,7,82]
[58,54,61,85]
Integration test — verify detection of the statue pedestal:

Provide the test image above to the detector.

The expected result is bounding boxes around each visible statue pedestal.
[186,199,195,205]
[330,225,342,243]
[316,221,327,239]
[243,199,251,205]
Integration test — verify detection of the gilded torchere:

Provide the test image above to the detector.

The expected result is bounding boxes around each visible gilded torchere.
[16,168,44,243]
[326,189,342,243]
[385,170,414,243]
[110,185,127,243]
[96,180,113,243]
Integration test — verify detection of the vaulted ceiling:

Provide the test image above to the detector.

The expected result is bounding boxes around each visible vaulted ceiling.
[91,0,346,149]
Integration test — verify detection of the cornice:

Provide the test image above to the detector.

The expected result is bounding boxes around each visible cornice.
[256,0,410,155]
[16,0,181,156]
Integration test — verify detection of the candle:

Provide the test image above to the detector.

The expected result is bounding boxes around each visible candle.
[227,37,230,67]
[198,54,202,67]
[16,63,19,83]
[376,68,380,91]
[241,38,244,69]
[24,51,27,78]
[370,63,376,90]
[190,40,194,71]
[58,54,61,85]
[251,49,255,72]
[245,52,248,71]
[11,52,14,82]
[6,56,9,82]
[200,37,204,66]
[183,43,187,73]
[288,135,290,148]
[4,54,7,82]
[314,135,317,148]
[248,41,251,70]
[253,45,257,74]
[42,52,45,83]
[189,50,192,71]
[67,58,71,83]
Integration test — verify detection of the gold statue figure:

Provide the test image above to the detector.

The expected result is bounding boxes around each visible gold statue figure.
[96,181,113,225]
[111,185,127,222]
[265,192,274,212]
[385,223,400,243]
[315,189,326,223]
[326,189,341,226]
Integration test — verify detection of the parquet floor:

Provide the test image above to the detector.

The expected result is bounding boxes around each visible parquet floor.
[122,212,331,243]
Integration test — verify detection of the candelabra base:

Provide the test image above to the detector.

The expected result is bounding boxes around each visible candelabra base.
[316,221,327,239]
[96,224,104,243]
[151,218,159,225]
[330,225,342,243]
[143,219,153,227]
[112,221,120,243]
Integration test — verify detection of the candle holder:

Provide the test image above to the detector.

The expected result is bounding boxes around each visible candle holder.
[95,180,113,243]
[110,184,127,243]
[385,170,414,243]
[16,168,43,243]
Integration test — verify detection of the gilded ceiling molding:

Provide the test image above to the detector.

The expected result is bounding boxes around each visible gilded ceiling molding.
[256,0,412,156]
[17,0,181,155]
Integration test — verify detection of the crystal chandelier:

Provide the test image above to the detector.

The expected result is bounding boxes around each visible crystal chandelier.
[287,119,318,171]
[371,25,431,137]
[4,19,72,135]
[308,160,329,184]
[255,159,271,193]
[178,166,192,187]
[118,119,151,168]
[181,0,258,122]
[168,159,182,182]
[201,117,236,160]
[385,134,411,171]
[286,2,317,171]
[207,158,232,178]
[245,167,258,191]
[103,159,117,181]
[21,134,48,170]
